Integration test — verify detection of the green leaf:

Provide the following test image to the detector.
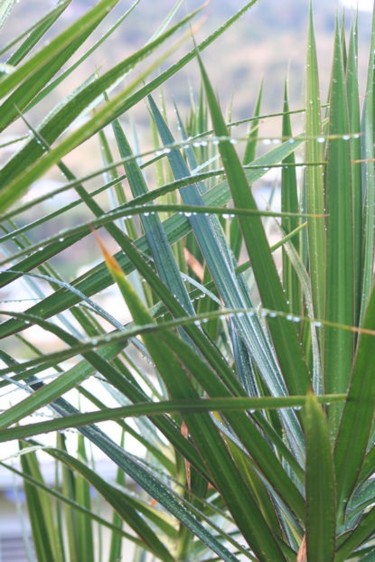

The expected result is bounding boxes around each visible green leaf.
[75,437,94,562]
[19,444,63,562]
[0,459,139,545]
[324,20,354,434]
[111,118,194,315]
[99,241,291,560]
[0,0,120,135]
[305,4,326,322]
[148,96,306,462]
[335,506,375,562]
[0,136,303,296]
[0,394,343,442]
[304,391,336,562]
[334,285,375,517]
[0,1,256,213]
[158,331,306,521]
[29,0,141,110]
[7,0,72,66]
[346,15,362,326]
[243,84,263,163]
[44,395,243,561]
[359,5,375,318]
[198,53,310,396]
[282,82,301,316]
[42,446,175,562]
[0,7,199,212]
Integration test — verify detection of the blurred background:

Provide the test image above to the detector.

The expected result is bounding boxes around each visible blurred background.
[2,0,373,127]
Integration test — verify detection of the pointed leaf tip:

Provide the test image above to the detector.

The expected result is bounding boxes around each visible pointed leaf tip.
[92,228,123,275]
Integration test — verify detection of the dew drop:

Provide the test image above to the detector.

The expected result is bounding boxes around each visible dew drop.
[193,319,201,327]
[342,134,350,141]
[317,137,325,144]
[287,314,301,323]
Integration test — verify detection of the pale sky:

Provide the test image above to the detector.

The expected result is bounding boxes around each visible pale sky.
[341,0,373,11]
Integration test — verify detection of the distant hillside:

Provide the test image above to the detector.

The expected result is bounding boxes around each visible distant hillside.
[68,0,372,115]
[2,0,372,126]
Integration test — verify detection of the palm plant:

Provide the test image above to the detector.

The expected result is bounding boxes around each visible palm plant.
[0,0,374,560]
